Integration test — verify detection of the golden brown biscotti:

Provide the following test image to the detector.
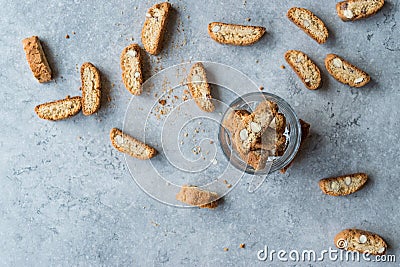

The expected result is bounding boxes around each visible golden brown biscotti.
[325,54,370,88]
[22,36,52,82]
[287,7,329,44]
[141,2,171,55]
[245,149,269,170]
[208,22,266,46]
[336,0,384,21]
[285,50,322,90]
[35,96,82,121]
[110,128,157,160]
[176,185,219,209]
[280,119,310,173]
[81,62,101,115]
[335,229,387,255]
[120,44,143,95]
[319,173,368,196]
[234,100,278,155]
[187,62,215,112]
[223,109,251,133]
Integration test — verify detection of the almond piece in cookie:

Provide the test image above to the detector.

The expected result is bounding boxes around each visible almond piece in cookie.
[120,44,143,95]
[208,22,266,46]
[325,54,370,88]
[336,0,384,21]
[81,62,101,115]
[334,229,387,255]
[223,109,251,133]
[141,2,171,55]
[280,119,310,173]
[110,128,157,160]
[22,36,52,82]
[176,185,219,209]
[287,7,329,44]
[35,96,82,121]
[187,62,215,112]
[319,173,368,196]
[235,100,278,155]
[285,50,322,90]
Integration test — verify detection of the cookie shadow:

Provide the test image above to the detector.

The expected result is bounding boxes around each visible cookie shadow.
[161,5,179,54]
[40,39,58,80]
[98,68,113,114]
[141,47,152,82]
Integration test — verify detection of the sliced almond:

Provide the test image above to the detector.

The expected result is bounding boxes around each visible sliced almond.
[239,128,249,140]
[250,122,262,133]
[359,235,367,244]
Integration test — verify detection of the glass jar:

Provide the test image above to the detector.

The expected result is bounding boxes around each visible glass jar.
[219,92,302,174]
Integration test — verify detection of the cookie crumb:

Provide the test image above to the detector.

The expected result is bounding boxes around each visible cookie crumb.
[223,247,229,252]
[246,17,251,22]
[239,243,245,249]
[280,65,286,69]
[159,99,167,106]
[65,34,70,39]
[259,86,264,91]
[227,184,232,188]
[223,180,228,184]
[72,32,76,35]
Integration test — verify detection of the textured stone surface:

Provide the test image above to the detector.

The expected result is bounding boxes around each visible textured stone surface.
[1,0,399,266]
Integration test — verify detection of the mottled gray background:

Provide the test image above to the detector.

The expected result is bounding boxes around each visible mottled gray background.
[1,0,399,266]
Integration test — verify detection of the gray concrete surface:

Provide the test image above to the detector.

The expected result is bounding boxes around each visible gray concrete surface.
[1,0,399,266]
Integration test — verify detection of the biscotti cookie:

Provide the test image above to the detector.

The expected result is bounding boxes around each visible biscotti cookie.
[208,22,266,46]
[287,7,329,44]
[22,36,52,82]
[120,44,143,95]
[255,113,287,151]
[81,62,101,115]
[35,96,82,121]
[141,2,171,55]
[285,50,322,90]
[234,100,278,154]
[319,173,368,196]
[176,185,219,209]
[280,119,310,173]
[110,128,157,160]
[223,109,251,133]
[187,62,215,112]
[335,229,387,255]
[245,149,269,170]
[325,54,370,87]
[336,0,384,21]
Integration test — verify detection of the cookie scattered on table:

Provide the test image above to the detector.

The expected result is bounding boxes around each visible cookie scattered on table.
[285,50,322,90]
[35,96,82,121]
[325,54,370,87]
[81,62,101,115]
[22,36,52,83]
[319,172,368,196]
[141,2,171,55]
[336,0,385,21]
[208,22,266,46]
[110,128,157,160]
[120,44,143,95]
[335,229,387,255]
[287,7,329,44]
[176,185,219,209]
[187,62,215,112]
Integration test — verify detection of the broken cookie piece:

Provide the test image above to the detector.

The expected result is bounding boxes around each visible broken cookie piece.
[110,128,157,160]
[285,50,322,90]
[287,7,329,44]
[336,0,384,21]
[22,36,52,82]
[176,185,219,209]
[319,172,368,196]
[208,22,266,46]
[334,229,387,255]
[187,62,215,112]
[325,54,370,88]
